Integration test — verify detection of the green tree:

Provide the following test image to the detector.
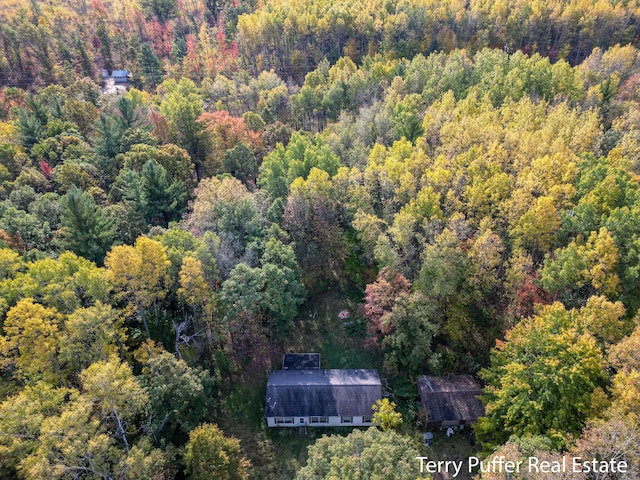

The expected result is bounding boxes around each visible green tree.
[392,93,424,143]
[541,227,620,307]
[142,0,177,22]
[140,350,216,444]
[221,237,305,335]
[296,427,420,480]
[378,292,441,375]
[222,142,258,187]
[58,186,116,265]
[139,43,164,90]
[184,423,249,480]
[115,96,148,132]
[258,132,340,201]
[259,238,307,334]
[478,302,607,450]
[140,159,186,227]
[15,108,44,151]
[283,169,347,284]
[159,78,205,179]
[220,263,264,322]
[94,113,122,168]
[186,176,265,272]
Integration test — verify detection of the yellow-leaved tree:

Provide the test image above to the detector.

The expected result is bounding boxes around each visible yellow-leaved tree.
[105,236,170,338]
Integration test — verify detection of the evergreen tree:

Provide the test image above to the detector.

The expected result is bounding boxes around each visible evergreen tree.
[15,108,44,151]
[115,96,148,131]
[58,186,116,265]
[141,160,186,227]
[95,18,113,70]
[75,34,95,79]
[139,43,163,90]
[94,113,123,187]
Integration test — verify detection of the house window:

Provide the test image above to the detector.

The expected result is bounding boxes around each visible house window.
[363,415,373,423]
[276,417,294,424]
[310,416,328,424]
[341,416,352,423]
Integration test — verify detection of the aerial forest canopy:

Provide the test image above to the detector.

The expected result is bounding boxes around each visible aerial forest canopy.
[1,0,640,478]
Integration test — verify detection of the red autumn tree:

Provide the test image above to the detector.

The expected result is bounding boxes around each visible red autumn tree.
[360,267,411,347]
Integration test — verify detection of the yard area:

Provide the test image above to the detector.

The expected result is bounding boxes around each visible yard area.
[217,290,480,479]
[217,290,380,479]
[416,429,483,480]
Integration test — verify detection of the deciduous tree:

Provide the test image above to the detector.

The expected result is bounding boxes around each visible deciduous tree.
[478,302,607,449]
[184,423,249,480]
[296,428,420,480]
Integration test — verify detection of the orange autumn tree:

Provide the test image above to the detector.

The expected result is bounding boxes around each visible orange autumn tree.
[198,111,263,176]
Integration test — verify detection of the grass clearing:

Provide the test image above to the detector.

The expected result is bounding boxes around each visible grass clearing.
[218,290,380,479]
[284,290,379,369]
[218,290,480,479]
[415,429,482,480]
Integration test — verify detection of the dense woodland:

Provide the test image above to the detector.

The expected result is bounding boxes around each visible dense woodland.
[1,0,640,478]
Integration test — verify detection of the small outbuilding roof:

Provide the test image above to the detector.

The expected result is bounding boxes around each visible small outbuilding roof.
[283,353,321,370]
[111,70,129,77]
[417,375,485,424]
[266,369,382,418]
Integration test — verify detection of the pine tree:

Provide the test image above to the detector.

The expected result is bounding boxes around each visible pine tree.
[58,186,116,265]
[96,18,113,70]
[15,108,44,150]
[139,43,164,90]
[115,96,148,131]
[141,160,186,227]
[94,113,122,182]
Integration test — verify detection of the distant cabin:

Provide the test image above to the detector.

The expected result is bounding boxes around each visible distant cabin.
[265,368,382,428]
[111,70,131,83]
[417,375,485,427]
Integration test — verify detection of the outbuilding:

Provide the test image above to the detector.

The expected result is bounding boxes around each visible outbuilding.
[417,375,485,427]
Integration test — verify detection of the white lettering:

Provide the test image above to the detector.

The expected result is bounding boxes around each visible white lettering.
[416,458,464,477]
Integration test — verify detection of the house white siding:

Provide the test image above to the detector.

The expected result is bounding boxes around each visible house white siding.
[266,415,375,428]
[265,369,382,428]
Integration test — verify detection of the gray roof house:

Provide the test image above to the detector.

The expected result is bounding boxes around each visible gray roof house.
[417,375,485,427]
[265,368,382,428]
[111,70,131,83]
